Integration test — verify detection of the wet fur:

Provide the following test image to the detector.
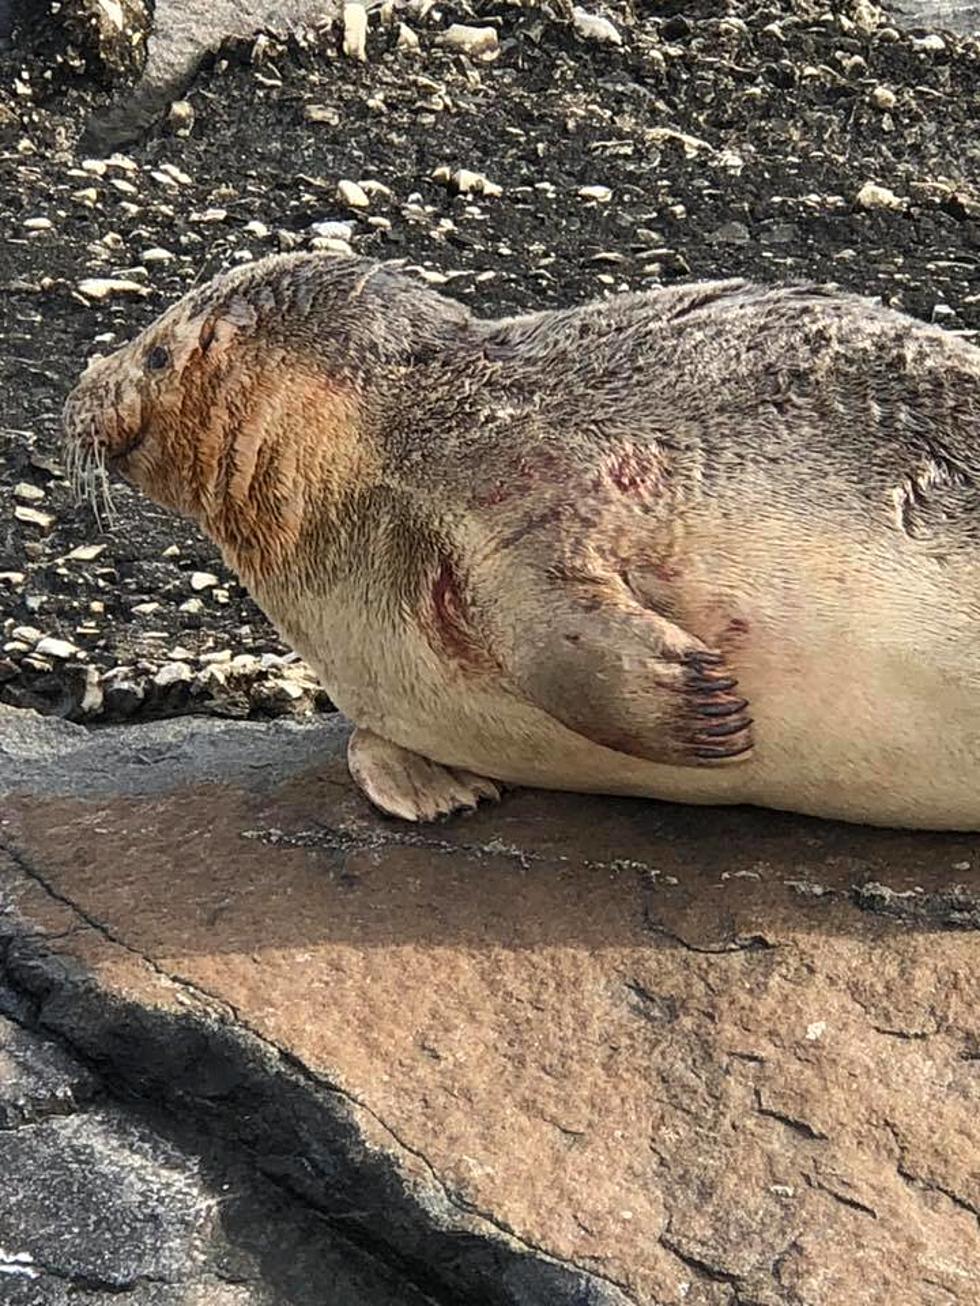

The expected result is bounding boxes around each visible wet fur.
[63,253,980,829]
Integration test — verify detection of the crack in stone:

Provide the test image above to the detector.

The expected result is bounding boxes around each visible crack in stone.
[29,1257,258,1296]
[659,1232,742,1290]
[643,905,777,955]
[805,1173,877,1219]
[871,1024,932,1040]
[623,978,678,1026]
[895,1163,980,1224]
[849,881,980,931]
[244,822,664,884]
[273,1048,639,1305]
[1,836,639,1305]
[920,1276,961,1304]
[884,1120,980,1227]
[754,1091,828,1141]
[29,1255,176,1294]
[0,837,244,1025]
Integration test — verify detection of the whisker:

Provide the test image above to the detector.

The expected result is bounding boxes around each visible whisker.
[64,437,116,531]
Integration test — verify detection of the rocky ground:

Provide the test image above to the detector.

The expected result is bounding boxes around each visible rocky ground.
[4,708,980,1305]
[1,0,979,724]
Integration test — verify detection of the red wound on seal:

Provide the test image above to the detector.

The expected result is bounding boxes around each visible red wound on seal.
[429,558,488,669]
[607,448,662,496]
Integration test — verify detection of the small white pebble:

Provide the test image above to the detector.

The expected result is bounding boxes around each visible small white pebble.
[66,544,106,561]
[154,662,192,688]
[168,99,195,135]
[14,506,55,530]
[76,278,149,300]
[439,23,499,58]
[432,165,502,197]
[572,8,622,45]
[310,219,354,240]
[14,482,44,503]
[23,216,53,231]
[805,1021,827,1041]
[190,571,218,592]
[12,626,43,645]
[855,181,905,212]
[310,237,354,256]
[304,104,341,124]
[397,22,420,51]
[871,85,896,110]
[98,0,124,30]
[578,184,613,202]
[35,636,79,660]
[157,161,192,186]
[337,179,371,209]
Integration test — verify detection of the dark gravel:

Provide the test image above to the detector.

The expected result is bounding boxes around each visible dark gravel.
[1,0,978,723]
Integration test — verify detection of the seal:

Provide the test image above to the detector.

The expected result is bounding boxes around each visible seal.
[62,252,980,829]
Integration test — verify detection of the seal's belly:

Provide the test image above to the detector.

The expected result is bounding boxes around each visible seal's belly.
[318,603,980,832]
[269,537,980,831]
[351,581,980,831]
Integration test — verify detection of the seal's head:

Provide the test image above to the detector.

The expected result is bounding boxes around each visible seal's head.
[61,265,277,523]
[62,252,472,576]
[60,253,392,577]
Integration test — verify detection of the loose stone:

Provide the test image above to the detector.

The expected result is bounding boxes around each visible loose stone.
[337,180,371,209]
[35,636,79,660]
[343,3,368,61]
[855,181,906,211]
[439,24,499,59]
[572,8,622,45]
[77,278,150,300]
[168,100,195,135]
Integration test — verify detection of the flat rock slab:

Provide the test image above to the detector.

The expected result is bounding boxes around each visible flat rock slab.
[2,709,980,1304]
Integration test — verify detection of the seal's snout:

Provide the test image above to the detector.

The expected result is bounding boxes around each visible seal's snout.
[62,369,143,465]
[61,361,145,528]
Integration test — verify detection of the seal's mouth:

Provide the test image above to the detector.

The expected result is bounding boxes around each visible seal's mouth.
[106,424,146,466]
[61,396,145,530]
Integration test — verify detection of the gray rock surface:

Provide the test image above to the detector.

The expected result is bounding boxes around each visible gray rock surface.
[79,0,344,151]
[885,0,980,32]
[0,1005,435,1305]
[0,703,340,797]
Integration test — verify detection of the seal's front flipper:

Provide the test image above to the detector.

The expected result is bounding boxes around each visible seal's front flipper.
[348,727,502,822]
[496,580,754,768]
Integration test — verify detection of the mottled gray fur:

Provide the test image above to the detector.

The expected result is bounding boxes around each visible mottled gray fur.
[212,253,980,546]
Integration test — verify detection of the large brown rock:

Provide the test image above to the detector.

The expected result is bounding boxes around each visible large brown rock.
[1,708,979,1304]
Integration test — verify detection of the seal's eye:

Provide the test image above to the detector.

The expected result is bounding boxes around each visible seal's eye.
[145,344,170,372]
